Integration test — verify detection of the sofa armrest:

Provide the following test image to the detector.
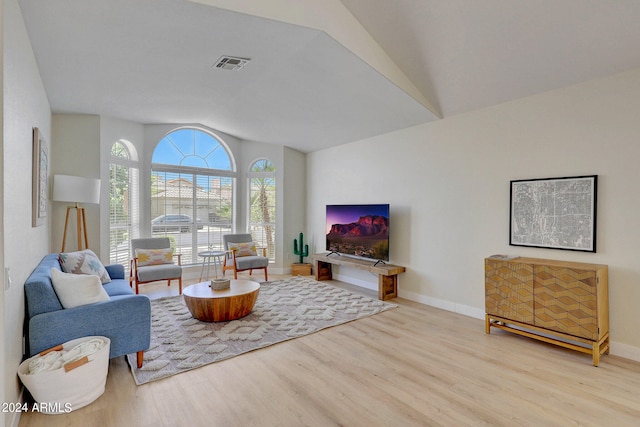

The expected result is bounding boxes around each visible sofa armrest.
[105,264,125,280]
[28,294,151,359]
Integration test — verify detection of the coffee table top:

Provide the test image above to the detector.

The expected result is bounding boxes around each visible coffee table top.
[183,279,260,299]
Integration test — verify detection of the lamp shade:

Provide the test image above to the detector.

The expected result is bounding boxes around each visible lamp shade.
[53,175,101,204]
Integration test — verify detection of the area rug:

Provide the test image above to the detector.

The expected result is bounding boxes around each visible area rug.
[127,276,397,384]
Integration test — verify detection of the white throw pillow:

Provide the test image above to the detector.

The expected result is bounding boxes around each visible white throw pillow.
[50,268,110,309]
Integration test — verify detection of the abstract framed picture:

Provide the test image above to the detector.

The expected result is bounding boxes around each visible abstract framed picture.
[509,175,597,252]
[32,127,48,227]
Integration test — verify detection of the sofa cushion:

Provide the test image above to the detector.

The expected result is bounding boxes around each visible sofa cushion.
[228,242,258,257]
[59,249,111,284]
[235,255,269,270]
[136,264,182,283]
[50,268,110,309]
[135,247,174,267]
[102,279,135,297]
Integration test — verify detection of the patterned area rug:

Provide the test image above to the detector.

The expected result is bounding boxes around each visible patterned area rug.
[127,276,397,385]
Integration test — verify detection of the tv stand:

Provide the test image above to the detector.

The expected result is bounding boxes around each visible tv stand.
[311,253,406,300]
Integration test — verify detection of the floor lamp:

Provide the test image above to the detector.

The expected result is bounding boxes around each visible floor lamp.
[53,175,101,252]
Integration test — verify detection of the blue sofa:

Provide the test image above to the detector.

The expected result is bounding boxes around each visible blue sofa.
[24,254,151,368]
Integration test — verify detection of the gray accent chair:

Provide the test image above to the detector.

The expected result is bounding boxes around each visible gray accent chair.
[129,237,183,294]
[222,233,269,281]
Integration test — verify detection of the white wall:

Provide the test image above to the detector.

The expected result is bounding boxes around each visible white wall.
[0,2,5,420]
[50,114,101,255]
[283,147,307,266]
[3,0,52,425]
[307,67,640,360]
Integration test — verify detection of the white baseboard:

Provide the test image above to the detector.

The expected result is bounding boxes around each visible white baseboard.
[10,411,21,427]
[10,388,24,427]
[398,288,486,319]
[333,273,377,291]
[401,289,640,363]
[269,267,288,275]
[336,279,640,364]
[609,341,640,362]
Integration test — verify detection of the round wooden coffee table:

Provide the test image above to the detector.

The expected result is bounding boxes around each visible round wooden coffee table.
[182,279,260,322]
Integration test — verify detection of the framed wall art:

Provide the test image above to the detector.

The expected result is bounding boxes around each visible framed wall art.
[32,127,48,227]
[509,175,597,252]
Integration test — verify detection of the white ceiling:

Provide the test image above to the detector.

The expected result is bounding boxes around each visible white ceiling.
[341,0,640,117]
[17,0,640,153]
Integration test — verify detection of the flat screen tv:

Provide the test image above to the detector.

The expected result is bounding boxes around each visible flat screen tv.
[326,204,390,261]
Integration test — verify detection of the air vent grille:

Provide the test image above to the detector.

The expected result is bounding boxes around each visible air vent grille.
[213,56,250,71]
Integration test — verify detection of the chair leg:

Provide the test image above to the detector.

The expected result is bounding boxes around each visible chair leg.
[179,276,183,294]
[135,280,139,294]
[137,351,144,368]
[234,269,238,279]
[264,268,268,282]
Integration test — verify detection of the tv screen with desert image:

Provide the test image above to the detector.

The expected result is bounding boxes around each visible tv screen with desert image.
[325,204,389,261]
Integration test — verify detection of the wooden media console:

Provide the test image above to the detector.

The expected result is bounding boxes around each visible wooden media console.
[311,253,406,300]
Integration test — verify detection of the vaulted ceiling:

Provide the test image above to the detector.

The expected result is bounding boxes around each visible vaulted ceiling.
[18,0,640,152]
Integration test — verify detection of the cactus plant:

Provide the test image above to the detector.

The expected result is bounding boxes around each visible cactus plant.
[293,232,309,264]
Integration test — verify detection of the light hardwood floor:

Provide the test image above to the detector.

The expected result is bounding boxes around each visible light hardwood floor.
[18,273,640,426]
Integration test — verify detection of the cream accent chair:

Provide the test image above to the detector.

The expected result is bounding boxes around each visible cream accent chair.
[129,238,183,294]
[222,234,269,281]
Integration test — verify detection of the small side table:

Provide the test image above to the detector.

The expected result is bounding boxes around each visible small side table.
[198,251,226,281]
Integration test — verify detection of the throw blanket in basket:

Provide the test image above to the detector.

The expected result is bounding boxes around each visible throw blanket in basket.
[18,336,111,414]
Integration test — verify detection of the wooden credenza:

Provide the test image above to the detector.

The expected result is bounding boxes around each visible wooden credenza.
[485,256,609,366]
[311,253,405,300]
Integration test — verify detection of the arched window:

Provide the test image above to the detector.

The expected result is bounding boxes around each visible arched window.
[151,128,234,265]
[109,140,139,268]
[248,159,276,261]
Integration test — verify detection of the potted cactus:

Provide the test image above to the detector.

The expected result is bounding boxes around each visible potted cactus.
[292,232,312,276]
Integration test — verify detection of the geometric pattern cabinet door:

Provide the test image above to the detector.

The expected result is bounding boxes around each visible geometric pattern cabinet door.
[485,256,609,366]
[533,265,598,340]
[485,259,534,324]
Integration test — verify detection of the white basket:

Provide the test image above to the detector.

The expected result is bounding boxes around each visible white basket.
[18,336,110,414]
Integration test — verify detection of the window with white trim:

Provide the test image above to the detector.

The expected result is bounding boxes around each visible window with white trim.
[109,140,139,269]
[151,128,234,265]
[248,159,276,261]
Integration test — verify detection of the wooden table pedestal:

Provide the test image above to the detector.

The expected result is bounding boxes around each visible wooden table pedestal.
[183,279,260,322]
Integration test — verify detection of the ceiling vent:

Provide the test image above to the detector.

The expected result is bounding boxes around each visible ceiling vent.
[213,56,250,71]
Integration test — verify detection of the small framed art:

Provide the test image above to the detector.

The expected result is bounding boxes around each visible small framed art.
[32,127,48,227]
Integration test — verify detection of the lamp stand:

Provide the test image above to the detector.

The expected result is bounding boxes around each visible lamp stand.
[61,204,89,252]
